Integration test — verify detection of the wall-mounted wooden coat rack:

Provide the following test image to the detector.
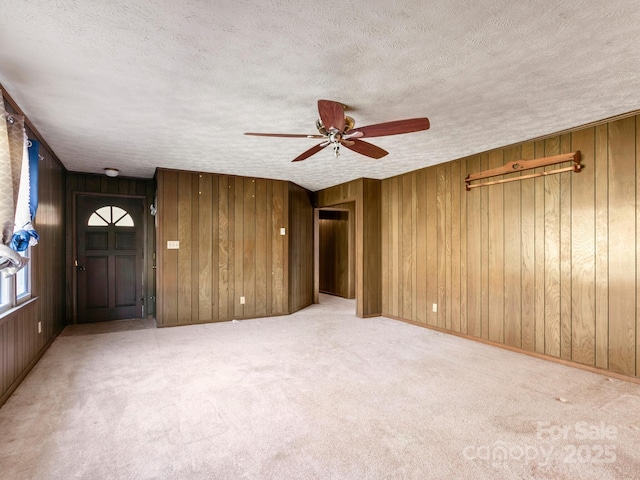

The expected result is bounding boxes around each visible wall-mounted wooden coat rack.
[465,151,581,191]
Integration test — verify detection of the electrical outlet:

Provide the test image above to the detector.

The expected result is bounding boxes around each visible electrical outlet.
[432,303,438,313]
[240,296,245,305]
[167,241,180,249]
[38,321,42,334]
[280,227,286,236]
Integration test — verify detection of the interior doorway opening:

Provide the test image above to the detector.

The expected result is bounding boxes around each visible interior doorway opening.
[314,203,356,310]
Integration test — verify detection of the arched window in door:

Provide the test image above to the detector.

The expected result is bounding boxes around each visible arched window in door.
[88,206,134,227]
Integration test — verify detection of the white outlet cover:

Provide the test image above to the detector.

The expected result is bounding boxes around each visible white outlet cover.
[240,296,245,304]
[280,228,286,236]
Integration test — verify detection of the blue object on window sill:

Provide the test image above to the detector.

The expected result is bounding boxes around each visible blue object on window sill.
[10,229,39,252]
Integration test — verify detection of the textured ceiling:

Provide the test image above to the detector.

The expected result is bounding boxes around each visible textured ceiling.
[1,0,640,191]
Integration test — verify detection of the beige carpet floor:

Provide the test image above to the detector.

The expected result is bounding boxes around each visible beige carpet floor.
[1,294,639,479]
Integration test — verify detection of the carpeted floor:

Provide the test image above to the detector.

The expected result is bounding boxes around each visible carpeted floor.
[1,294,639,479]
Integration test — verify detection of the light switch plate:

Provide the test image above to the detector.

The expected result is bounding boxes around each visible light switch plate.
[280,228,286,235]
[167,241,180,249]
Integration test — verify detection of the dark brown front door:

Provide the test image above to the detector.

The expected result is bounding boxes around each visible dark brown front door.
[76,195,144,323]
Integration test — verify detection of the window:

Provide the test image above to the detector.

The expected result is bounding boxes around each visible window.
[88,206,134,227]
[0,248,31,315]
[0,275,10,312]
[16,248,31,299]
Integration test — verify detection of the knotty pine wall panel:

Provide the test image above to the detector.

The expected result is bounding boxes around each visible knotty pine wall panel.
[1,92,66,407]
[156,169,312,326]
[381,114,640,379]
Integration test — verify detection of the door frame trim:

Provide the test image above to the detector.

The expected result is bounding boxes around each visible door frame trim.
[313,205,355,304]
[72,192,148,324]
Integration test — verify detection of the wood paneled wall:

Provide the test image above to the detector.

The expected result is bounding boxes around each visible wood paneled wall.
[381,114,640,378]
[1,92,66,406]
[288,182,314,313]
[66,173,155,322]
[315,178,381,317]
[156,169,313,326]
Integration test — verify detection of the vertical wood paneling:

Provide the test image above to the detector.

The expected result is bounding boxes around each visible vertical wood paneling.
[426,169,438,326]
[288,183,313,313]
[608,117,636,376]
[234,177,244,318]
[594,124,609,369]
[319,216,347,296]
[271,180,285,314]
[266,181,273,312]
[155,170,310,325]
[391,176,400,318]
[177,172,192,324]
[560,134,573,361]
[544,137,561,357]
[416,169,428,324]
[451,161,461,333]
[381,181,390,315]
[571,128,596,366]
[197,174,213,320]
[402,174,413,319]
[243,178,256,318]
[161,171,179,324]
[521,142,536,352]
[191,174,201,323]
[487,150,504,343]
[436,165,447,328]
[444,164,452,330]
[362,179,382,316]
[480,153,490,339]
[534,140,546,353]
[411,174,418,322]
[378,112,640,380]
[255,179,268,317]
[637,117,640,377]
[503,145,522,348]
[218,175,230,320]
[466,155,482,337]
[211,175,220,320]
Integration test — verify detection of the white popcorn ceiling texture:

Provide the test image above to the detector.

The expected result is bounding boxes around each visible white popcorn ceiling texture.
[1,0,639,191]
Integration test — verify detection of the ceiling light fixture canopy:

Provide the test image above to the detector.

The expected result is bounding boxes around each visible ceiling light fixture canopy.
[104,168,119,178]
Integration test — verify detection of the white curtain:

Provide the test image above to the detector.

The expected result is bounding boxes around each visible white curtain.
[0,91,29,276]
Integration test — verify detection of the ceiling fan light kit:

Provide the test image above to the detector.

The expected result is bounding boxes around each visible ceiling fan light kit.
[245,100,430,162]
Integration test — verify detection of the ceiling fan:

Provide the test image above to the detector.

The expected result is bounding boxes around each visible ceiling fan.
[244,100,430,162]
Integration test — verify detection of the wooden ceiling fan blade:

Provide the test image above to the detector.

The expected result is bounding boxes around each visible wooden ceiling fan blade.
[292,142,328,162]
[343,139,388,159]
[244,132,325,139]
[318,100,346,132]
[347,117,430,138]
